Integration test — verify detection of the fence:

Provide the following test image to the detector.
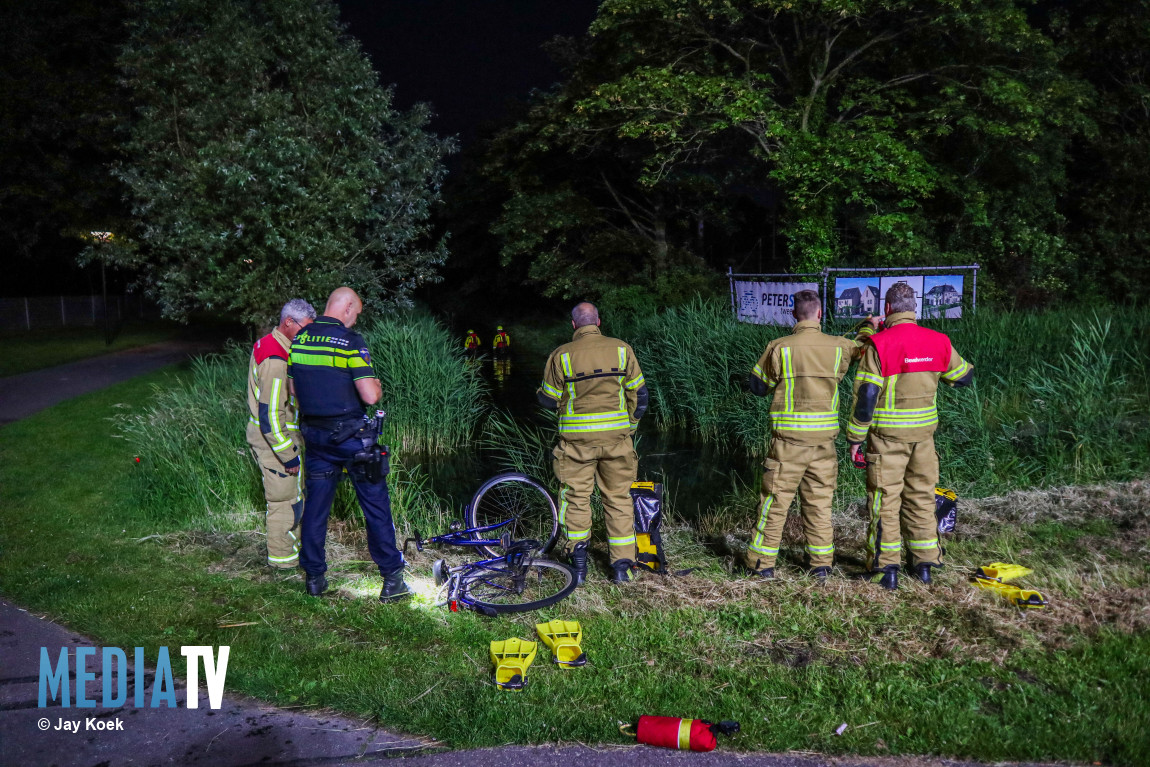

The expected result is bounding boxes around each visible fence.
[728,264,980,325]
[0,295,161,331]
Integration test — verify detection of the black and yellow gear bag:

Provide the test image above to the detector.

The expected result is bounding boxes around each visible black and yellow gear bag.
[630,482,667,573]
[935,487,957,535]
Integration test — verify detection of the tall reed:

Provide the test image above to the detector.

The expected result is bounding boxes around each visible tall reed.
[117,312,482,531]
[622,301,1150,494]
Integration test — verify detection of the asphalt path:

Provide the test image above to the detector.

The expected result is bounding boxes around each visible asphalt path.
[0,347,1061,767]
[0,341,213,425]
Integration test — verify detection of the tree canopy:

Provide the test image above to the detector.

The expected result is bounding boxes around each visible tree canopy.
[100,0,454,325]
[475,0,1150,308]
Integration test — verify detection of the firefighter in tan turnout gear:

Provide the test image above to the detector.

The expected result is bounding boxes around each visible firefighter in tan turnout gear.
[246,298,316,568]
[537,303,649,585]
[846,282,974,590]
[744,290,874,579]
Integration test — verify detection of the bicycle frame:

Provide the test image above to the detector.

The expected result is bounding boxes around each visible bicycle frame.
[403,518,545,616]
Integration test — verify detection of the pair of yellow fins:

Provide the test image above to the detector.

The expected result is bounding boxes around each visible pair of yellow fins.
[972,562,1047,608]
[489,620,587,691]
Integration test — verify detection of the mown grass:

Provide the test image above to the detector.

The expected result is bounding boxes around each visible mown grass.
[115,312,483,532]
[3,371,1148,763]
[613,301,1150,495]
[0,322,184,377]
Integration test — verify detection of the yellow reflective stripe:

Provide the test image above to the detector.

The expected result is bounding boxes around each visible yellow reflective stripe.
[885,374,898,410]
[624,374,645,391]
[752,363,770,383]
[750,495,775,552]
[559,410,629,422]
[857,371,884,387]
[567,528,590,541]
[561,353,575,415]
[267,553,299,563]
[559,420,631,433]
[880,541,903,551]
[807,544,835,554]
[540,380,562,398]
[268,378,292,452]
[867,490,882,563]
[942,360,970,381]
[846,421,869,438]
[781,347,794,411]
[834,347,843,376]
[618,346,626,370]
[608,534,636,546]
[558,486,568,526]
[677,719,692,751]
[907,538,939,550]
[291,343,362,355]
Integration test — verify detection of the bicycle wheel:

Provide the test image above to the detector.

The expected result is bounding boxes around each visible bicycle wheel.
[460,559,576,615]
[466,472,558,557]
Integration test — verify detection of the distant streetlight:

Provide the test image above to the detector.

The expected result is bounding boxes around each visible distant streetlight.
[89,231,115,344]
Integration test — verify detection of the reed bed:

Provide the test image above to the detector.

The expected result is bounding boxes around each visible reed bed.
[116,312,480,532]
[617,301,1150,494]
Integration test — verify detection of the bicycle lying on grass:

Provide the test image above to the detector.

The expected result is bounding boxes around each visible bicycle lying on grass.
[404,472,576,616]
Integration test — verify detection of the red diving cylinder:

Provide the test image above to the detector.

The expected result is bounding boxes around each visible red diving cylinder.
[635,716,730,752]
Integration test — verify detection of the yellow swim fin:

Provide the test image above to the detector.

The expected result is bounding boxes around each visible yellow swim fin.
[536,620,587,668]
[490,638,537,691]
[973,562,1033,584]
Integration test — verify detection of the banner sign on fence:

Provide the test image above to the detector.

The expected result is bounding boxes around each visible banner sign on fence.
[922,274,964,318]
[734,280,820,325]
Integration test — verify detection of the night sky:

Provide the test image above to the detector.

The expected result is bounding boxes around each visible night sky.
[336,0,602,146]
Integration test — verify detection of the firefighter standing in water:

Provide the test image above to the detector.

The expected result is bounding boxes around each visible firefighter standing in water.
[846,282,974,590]
[492,325,511,358]
[743,290,874,579]
[537,302,649,584]
[246,298,315,568]
[464,329,481,357]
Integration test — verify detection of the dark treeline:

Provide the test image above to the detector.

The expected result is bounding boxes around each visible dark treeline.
[440,0,1150,314]
[2,1,1147,315]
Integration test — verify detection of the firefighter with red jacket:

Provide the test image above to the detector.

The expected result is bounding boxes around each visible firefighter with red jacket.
[846,283,974,590]
[246,298,315,568]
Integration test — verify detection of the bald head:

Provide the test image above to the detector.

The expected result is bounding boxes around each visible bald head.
[325,287,364,327]
[571,302,599,329]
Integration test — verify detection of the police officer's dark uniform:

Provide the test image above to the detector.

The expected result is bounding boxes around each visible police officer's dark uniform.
[289,315,408,600]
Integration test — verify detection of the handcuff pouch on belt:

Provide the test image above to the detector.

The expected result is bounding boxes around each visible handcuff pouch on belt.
[329,412,389,483]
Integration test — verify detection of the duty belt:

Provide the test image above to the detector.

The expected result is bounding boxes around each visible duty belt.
[301,413,362,430]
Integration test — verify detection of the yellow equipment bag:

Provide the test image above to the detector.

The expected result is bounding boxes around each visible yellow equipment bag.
[630,482,666,573]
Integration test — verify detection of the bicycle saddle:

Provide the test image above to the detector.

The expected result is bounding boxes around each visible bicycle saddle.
[503,538,542,556]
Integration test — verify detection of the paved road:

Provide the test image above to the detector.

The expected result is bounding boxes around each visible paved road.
[0,347,1061,767]
[0,341,212,425]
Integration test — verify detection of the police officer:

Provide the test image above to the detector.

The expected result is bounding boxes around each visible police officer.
[289,287,410,601]
[846,282,974,590]
[743,290,873,580]
[246,298,315,568]
[537,302,649,584]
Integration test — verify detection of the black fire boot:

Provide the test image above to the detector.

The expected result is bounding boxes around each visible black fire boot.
[870,565,899,591]
[305,573,328,597]
[568,542,588,587]
[744,557,775,579]
[910,563,935,584]
[379,570,412,602]
[610,559,635,584]
[810,566,832,582]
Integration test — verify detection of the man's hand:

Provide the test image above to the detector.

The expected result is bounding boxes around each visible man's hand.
[849,442,866,468]
[286,465,300,476]
[865,314,883,329]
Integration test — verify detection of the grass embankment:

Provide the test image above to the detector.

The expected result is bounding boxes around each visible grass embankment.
[2,369,1148,761]
[0,322,184,377]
